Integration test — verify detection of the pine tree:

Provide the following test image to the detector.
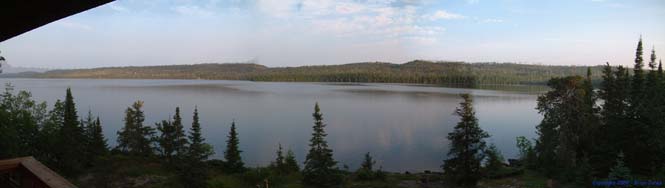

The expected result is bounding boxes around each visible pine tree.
[631,37,645,105]
[89,117,108,159]
[534,76,593,179]
[442,94,489,187]
[361,152,375,171]
[272,143,285,173]
[116,101,155,156]
[595,63,631,176]
[57,88,85,176]
[188,107,213,162]
[357,152,377,181]
[224,120,244,173]
[303,103,341,187]
[172,107,188,157]
[284,149,300,173]
[81,110,108,166]
[156,119,176,159]
[179,107,213,188]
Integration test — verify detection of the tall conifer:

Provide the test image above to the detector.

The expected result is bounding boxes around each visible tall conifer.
[303,103,341,187]
[224,120,244,173]
[442,94,489,187]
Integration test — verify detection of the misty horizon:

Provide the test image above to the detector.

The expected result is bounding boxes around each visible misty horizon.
[1,0,664,69]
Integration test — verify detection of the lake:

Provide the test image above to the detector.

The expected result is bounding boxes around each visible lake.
[2,78,542,172]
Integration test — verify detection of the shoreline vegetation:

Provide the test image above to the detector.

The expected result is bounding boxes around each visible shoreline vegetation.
[0,39,662,188]
[2,60,606,87]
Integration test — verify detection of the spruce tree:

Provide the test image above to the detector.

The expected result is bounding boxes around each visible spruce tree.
[303,103,341,187]
[188,107,213,161]
[442,94,489,187]
[172,107,188,157]
[631,37,645,104]
[89,117,108,159]
[58,88,85,176]
[81,110,108,166]
[224,120,244,173]
[536,76,593,179]
[361,152,375,171]
[272,143,285,172]
[284,149,300,173]
[357,152,377,181]
[179,107,213,188]
[116,101,155,156]
[156,119,176,159]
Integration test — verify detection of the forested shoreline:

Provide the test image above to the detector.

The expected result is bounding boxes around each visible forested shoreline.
[16,61,607,86]
[0,38,663,188]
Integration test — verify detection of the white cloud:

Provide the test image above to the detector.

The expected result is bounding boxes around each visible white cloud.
[335,2,366,14]
[424,10,465,20]
[482,18,504,23]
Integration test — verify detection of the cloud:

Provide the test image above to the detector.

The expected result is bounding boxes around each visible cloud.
[172,5,214,17]
[466,0,480,4]
[335,2,366,14]
[481,18,504,23]
[108,2,129,12]
[424,10,465,20]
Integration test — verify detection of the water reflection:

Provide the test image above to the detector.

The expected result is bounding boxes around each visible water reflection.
[2,78,541,172]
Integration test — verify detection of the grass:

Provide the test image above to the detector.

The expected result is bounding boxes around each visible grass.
[75,155,551,188]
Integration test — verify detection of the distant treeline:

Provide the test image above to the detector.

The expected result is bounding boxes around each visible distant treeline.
[29,61,606,86]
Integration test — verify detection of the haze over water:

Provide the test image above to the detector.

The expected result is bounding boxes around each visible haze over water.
[4,78,541,172]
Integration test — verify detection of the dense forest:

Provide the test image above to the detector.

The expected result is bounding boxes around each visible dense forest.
[0,38,663,188]
[26,61,607,86]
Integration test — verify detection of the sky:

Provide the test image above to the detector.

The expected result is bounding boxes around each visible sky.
[0,0,664,69]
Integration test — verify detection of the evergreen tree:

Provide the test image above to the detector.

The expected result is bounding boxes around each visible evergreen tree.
[89,117,108,159]
[187,107,213,162]
[172,107,188,157]
[361,152,375,171]
[116,101,155,156]
[224,120,244,173]
[631,37,645,105]
[156,119,176,159]
[284,149,300,173]
[357,152,378,181]
[624,38,657,175]
[595,63,631,176]
[57,88,85,176]
[303,103,341,187]
[608,152,631,180]
[81,110,108,166]
[534,76,594,179]
[484,144,505,176]
[36,100,64,168]
[179,107,213,188]
[272,143,286,173]
[442,94,489,188]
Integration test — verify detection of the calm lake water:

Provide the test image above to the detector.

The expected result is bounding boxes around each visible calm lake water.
[2,78,542,172]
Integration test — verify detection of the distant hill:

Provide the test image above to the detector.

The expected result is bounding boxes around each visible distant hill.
[23,60,605,86]
[0,62,49,74]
